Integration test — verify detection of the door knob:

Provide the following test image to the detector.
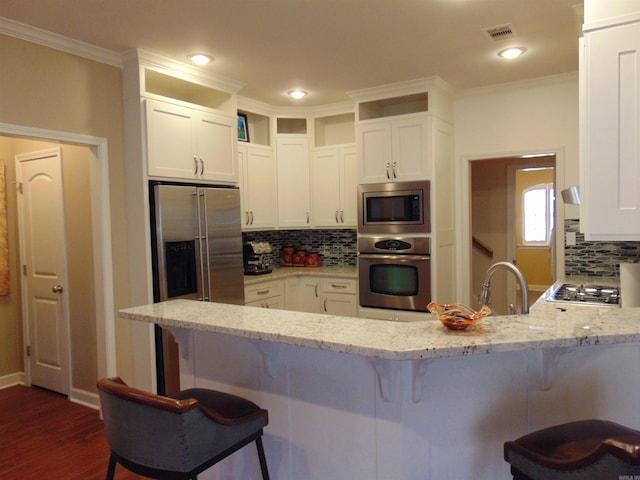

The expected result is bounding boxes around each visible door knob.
[52,284,63,293]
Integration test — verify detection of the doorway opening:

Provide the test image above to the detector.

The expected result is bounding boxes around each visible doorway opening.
[470,154,556,315]
[0,122,115,408]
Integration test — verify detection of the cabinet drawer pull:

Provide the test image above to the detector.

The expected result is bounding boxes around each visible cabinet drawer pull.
[199,157,204,175]
[335,210,339,223]
[392,161,397,179]
[193,156,199,175]
[323,299,327,312]
[340,209,344,223]
[257,289,270,295]
[331,283,348,289]
[386,162,390,179]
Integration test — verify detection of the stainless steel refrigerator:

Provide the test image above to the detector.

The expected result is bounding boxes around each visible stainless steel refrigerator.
[150,182,244,394]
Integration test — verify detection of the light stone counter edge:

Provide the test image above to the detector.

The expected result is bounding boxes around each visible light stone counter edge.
[119,295,640,361]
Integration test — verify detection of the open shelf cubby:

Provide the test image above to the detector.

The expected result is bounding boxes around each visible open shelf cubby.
[314,112,355,147]
[144,68,234,113]
[358,92,429,121]
[238,110,271,146]
[277,117,307,135]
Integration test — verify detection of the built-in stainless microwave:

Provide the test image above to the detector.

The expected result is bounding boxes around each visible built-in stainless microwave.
[357,180,430,234]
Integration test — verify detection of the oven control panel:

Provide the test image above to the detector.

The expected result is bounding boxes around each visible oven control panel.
[374,239,412,251]
[358,235,431,255]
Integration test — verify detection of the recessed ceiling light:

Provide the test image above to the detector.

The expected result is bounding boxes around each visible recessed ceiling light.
[498,47,526,59]
[288,90,308,99]
[188,54,213,65]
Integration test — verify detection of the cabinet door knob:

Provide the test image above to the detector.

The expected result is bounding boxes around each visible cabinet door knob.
[52,284,64,293]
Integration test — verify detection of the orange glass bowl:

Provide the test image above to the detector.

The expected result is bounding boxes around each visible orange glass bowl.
[427,302,491,331]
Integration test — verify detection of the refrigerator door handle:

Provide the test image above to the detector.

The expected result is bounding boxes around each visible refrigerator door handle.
[195,190,209,301]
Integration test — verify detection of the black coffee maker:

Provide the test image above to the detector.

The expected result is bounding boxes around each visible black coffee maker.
[243,241,273,275]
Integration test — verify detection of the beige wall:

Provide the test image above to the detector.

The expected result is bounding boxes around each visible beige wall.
[0,137,22,378]
[0,34,133,388]
[455,74,578,303]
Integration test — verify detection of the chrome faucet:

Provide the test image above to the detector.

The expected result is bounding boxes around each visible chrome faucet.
[479,261,530,314]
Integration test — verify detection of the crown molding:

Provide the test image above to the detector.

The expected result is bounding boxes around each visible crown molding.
[124,48,245,94]
[347,76,455,103]
[0,17,121,67]
[455,72,578,99]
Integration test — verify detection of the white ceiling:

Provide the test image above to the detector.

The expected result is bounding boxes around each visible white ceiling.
[0,0,582,107]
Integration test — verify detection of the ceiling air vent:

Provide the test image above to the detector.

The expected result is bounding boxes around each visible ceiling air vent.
[483,24,516,42]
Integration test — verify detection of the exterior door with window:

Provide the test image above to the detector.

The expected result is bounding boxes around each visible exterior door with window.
[515,167,555,305]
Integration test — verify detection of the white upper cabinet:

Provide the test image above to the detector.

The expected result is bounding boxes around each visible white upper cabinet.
[238,143,277,230]
[357,114,432,183]
[146,98,237,183]
[312,146,357,227]
[582,20,640,240]
[276,135,311,228]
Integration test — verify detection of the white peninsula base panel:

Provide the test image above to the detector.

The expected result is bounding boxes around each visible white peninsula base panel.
[170,327,640,480]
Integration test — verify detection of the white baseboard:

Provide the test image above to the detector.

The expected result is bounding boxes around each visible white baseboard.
[0,372,24,389]
[70,387,100,410]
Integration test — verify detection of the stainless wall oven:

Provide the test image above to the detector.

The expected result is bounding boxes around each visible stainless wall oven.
[358,180,430,235]
[358,235,431,312]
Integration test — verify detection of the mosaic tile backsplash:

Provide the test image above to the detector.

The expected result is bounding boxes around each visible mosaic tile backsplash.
[564,219,640,276]
[242,229,357,267]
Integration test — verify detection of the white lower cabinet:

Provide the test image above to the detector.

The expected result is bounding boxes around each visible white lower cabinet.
[244,280,284,309]
[321,278,357,316]
[297,277,322,313]
[248,275,357,317]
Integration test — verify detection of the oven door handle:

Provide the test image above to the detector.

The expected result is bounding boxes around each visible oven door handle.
[359,253,431,261]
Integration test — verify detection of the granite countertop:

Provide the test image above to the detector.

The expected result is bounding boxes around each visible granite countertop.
[119,286,640,361]
[244,265,357,285]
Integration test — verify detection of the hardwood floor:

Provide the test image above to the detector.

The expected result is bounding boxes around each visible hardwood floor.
[0,384,143,479]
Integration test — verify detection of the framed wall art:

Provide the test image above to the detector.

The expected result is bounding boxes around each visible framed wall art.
[237,113,249,142]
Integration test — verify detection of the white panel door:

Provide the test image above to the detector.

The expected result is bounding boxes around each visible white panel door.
[16,148,70,394]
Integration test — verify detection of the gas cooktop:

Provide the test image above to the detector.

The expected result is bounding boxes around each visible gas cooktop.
[549,283,620,306]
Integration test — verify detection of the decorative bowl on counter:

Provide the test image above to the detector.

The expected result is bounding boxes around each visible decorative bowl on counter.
[427,302,491,331]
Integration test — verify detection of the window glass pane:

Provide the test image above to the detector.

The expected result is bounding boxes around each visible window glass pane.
[523,188,547,243]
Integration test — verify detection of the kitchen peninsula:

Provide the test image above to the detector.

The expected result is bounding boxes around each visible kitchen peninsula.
[120,297,640,479]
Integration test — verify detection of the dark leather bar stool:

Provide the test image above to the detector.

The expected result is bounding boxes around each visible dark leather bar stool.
[504,419,640,479]
[97,377,270,480]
